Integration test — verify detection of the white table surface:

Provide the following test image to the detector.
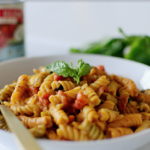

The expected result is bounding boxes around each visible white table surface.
[1,1,150,150]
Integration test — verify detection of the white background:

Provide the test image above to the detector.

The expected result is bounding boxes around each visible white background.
[25,1,150,57]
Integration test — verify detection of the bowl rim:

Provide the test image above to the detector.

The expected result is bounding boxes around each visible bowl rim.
[0,53,149,69]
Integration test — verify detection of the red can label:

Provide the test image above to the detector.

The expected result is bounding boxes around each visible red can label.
[0,3,25,61]
[0,9,23,19]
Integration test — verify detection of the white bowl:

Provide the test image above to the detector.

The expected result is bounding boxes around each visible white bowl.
[0,54,150,150]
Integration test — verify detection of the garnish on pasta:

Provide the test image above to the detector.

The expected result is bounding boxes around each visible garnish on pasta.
[46,59,92,84]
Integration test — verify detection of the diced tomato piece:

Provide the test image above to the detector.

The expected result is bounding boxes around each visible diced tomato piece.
[117,96,128,112]
[41,92,51,99]
[57,90,67,96]
[72,91,88,109]
[39,96,50,110]
[28,86,39,96]
[39,92,51,109]
[72,99,84,109]
[54,74,65,81]
[97,65,105,72]
[43,99,50,105]
[38,97,44,109]
[97,86,109,97]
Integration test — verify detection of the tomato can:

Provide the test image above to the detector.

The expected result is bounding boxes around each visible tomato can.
[0,0,25,61]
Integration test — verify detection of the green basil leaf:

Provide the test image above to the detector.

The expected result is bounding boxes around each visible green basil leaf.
[46,59,92,85]
[71,61,73,69]
[76,59,92,76]
[46,61,75,77]
[46,60,69,71]
[73,76,80,85]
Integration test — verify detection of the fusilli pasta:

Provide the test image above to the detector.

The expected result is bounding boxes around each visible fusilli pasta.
[0,62,150,141]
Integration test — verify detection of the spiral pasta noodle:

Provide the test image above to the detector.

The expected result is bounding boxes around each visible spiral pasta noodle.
[39,73,55,93]
[118,86,130,97]
[138,102,150,112]
[11,75,28,104]
[57,125,89,141]
[106,127,133,138]
[29,72,49,87]
[135,120,150,132]
[18,115,53,128]
[109,75,139,97]
[49,95,67,106]
[0,83,16,102]
[108,81,121,96]
[79,119,104,140]
[123,106,139,114]
[50,105,69,125]
[97,100,115,110]
[107,114,142,128]
[29,125,46,138]
[141,112,150,120]
[10,104,41,117]
[135,92,150,105]
[82,85,100,107]
[65,86,81,102]
[90,66,107,76]
[98,108,119,122]
[102,93,118,105]
[52,81,76,92]
[82,106,99,122]
[47,129,62,140]
[90,76,110,92]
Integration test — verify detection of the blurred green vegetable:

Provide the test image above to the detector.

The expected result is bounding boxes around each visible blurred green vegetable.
[125,36,150,65]
[70,28,150,66]
[70,38,126,57]
[99,38,126,57]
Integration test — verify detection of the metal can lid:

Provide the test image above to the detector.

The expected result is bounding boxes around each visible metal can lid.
[0,0,25,4]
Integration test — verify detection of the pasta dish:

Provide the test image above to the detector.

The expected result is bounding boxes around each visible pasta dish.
[0,59,149,140]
